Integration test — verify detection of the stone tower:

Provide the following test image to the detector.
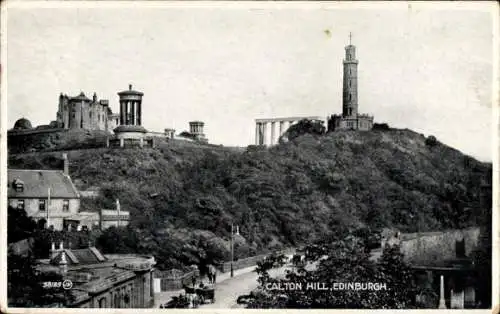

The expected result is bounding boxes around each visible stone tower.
[328,33,373,131]
[342,32,358,117]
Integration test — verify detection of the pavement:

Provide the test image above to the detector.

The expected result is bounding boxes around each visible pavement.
[154,264,261,308]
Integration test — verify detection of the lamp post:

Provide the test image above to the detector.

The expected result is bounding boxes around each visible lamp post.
[230,224,239,278]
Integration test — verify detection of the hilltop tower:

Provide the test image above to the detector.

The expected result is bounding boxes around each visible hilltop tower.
[343,33,358,117]
[328,33,373,131]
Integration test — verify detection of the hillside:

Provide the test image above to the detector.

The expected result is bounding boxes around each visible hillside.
[8,128,492,270]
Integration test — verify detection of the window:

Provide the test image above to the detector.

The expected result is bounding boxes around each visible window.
[39,199,46,212]
[15,183,23,192]
[99,297,106,308]
[17,200,25,210]
[62,199,70,212]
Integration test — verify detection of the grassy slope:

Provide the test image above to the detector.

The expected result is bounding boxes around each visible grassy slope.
[8,129,491,269]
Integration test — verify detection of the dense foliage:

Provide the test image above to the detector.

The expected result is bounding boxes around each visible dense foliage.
[7,206,75,307]
[247,230,417,309]
[280,119,326,143]
[8,129,491,271]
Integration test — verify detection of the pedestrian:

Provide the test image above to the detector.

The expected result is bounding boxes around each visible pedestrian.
[191,275,196,287]
[212,272,217,284]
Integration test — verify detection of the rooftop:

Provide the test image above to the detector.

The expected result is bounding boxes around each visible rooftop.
[117,84,144,96]
[70,92,91,103]
[37,247,155,305]
[8,169,79,199]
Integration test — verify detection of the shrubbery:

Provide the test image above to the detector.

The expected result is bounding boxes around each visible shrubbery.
[8,129,492,271]
[425,135,438,147]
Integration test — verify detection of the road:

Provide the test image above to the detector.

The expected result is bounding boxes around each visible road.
[154,254,297,309]
[202,264,292,309]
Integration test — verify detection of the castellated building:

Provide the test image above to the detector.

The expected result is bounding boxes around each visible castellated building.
[328,36,374,131]
[57,92,120,132]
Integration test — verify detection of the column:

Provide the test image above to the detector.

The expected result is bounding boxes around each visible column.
[131,101,136,125]
[438,275,446,309]
[255,123,259,145]
[262,122,268,145]
[134,101,138,125]
[120,101,125,125]
[137,102,142,125]
[270,122,276,145]
[258,123,264,145]
[125,101,130,124]
[279,121,284,136]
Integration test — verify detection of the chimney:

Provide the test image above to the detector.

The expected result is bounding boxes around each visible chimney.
[50,242,57,259]
[129,84,132,91]
[93,92,97,103]
[62,153,69,176]
[60,252,68,274]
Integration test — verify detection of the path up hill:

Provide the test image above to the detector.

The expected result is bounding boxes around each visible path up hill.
[8,129,492,270]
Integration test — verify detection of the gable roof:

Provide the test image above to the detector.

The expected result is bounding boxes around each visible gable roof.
[8,169,80,199]
[51,247,107,265]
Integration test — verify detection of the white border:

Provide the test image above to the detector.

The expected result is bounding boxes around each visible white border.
[0,1,498,314]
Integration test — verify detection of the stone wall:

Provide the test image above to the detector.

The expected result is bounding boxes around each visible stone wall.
[155,269,199,291]
[217,248,294,273]
[398,228,480,266]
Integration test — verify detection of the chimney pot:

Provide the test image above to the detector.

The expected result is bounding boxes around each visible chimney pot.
[63,153,69,176]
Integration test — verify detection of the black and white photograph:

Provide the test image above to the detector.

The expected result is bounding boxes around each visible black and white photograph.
[1,1,497,311]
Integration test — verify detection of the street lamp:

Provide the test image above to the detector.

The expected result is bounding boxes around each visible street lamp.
[230,224,239,277]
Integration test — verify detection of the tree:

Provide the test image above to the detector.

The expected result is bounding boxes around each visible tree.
[96,226,140,254]
[280,119,326,143]
[376,244,416,308]
[8,205,37,244]
[471,179,492,308]
[7,205,74,307]
[373,123,390,131]
[425,135,438,147]
[8,249,75,307]
[248,232,417,309]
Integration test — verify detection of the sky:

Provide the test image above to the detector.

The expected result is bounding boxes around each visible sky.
[3,2,496,161]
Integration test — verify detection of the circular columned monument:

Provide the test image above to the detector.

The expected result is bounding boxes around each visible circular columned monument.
[111,84,150,148]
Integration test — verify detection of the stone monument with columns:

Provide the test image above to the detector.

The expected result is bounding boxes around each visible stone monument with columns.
[254,116,325,146]
[189,121,208,143]
[108,84,153,148]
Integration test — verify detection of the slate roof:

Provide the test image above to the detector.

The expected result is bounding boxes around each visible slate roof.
[8,169,80,199]
[51,247,107,265]
[70,92,91,102]
[117,89,144,96]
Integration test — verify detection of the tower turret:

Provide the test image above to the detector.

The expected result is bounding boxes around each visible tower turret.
[342,32,359,117]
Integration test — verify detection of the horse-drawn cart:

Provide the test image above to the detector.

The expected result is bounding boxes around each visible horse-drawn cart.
[196,286,215,304]
[182,283,216,305]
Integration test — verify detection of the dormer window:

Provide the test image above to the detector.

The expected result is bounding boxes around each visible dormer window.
[13,179,24,193]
